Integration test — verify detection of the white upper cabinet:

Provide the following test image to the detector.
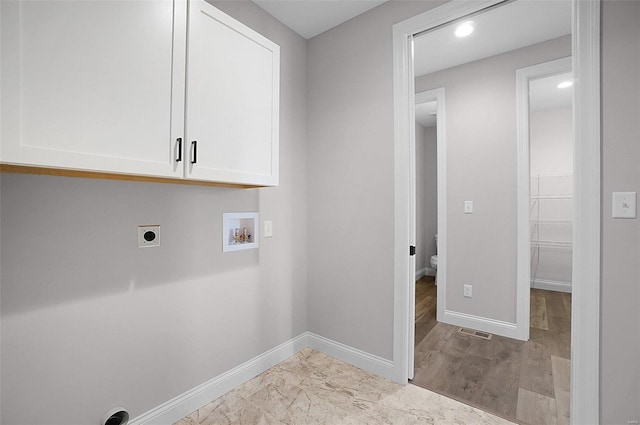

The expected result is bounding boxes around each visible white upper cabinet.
[0,0,186,178]
[0,0,280,186]
[185,1,279,186]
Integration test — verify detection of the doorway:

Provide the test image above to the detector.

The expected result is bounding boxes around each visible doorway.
[393,0,601,423]
[409,89,445,380]
[518,58,574,296]
[412,55,574,423]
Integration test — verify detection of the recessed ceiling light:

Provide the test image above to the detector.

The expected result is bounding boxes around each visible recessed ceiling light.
[455,21,474,38]
[557,81,574,89]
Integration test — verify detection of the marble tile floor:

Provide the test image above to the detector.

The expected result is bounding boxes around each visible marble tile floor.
[412,277,571,425]
[175,348,515,425]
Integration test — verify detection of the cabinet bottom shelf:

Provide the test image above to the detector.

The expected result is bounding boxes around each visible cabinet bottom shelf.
[0,163,261,189]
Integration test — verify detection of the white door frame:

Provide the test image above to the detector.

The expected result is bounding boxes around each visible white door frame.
[410,88,446,380]
[392,1,601,423]
[516,56,573,342]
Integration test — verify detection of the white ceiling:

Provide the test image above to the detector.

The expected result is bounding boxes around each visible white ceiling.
[413,0,572,77]
[251,0,388,39]
[248,0,573,125]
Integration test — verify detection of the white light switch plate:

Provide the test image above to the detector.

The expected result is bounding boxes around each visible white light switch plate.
[264,221,273,237]
[612,192,637,218]
[464,201,473,214]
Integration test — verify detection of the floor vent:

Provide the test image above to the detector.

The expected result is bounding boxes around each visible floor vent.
[458,328,493,340]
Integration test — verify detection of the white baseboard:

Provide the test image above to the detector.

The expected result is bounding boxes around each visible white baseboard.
[129,332,394,424]
[531,278,572,293]
[306,332,395,381]
[415,267,436,280]
[443,310,518,339]
[129,333,308,425]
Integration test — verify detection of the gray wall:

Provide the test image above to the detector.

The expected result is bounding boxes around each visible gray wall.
[0,2,308,424]
[308,0,639,422]
[415,123,438,275]
[415,36,570,322]
[0,1,638,424]
[530,107,573,176]
[601,1,640,423]
[306,0,444,360]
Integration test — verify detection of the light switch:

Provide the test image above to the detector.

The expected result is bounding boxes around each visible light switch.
[264,220,273,237]
[612,192,637,218]
[464,201,473,214]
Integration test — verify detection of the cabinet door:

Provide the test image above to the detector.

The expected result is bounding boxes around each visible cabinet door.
[185,1,279,186]
[0,0,186,178]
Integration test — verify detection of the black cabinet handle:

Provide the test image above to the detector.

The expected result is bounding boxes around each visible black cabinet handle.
[191,140,197,164]
[175,138,182,162]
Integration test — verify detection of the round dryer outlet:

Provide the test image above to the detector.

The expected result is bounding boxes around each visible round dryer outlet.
[138,225,160,248]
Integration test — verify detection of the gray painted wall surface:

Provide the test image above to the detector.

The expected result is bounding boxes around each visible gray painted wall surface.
[306,0,444,360]
[601,1,640,423]
[0,1,638,424]
[308,0,639,421]
[0,2,308,424]
[414,36,570,322]
[530,107,573,176]
[306,14,397,357]
[415,123,438,274]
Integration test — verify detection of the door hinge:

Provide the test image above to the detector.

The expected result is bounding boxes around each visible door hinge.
[409,245,416,256]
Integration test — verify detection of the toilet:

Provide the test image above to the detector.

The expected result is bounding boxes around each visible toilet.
[430,234,438,285]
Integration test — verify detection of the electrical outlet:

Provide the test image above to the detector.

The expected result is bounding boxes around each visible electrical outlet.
[138,225,160,248]
[464,284,473,298]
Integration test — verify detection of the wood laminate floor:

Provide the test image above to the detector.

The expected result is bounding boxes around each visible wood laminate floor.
[412,276,571,425]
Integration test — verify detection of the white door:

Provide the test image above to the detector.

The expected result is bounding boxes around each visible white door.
[0,0,186,178]
[185,0,279,186]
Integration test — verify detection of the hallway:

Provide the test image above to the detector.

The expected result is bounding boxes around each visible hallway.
[412,277,571,425]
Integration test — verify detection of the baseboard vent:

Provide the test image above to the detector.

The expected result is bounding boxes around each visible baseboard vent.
[458,328,492,340]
